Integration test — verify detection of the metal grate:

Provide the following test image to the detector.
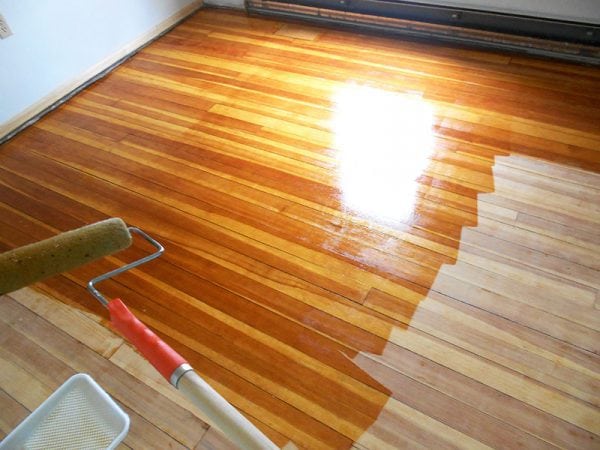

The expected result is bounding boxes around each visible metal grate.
[22,388,119,450]
[0,374,129,450]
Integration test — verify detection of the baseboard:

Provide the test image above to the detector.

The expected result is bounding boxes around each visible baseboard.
[0,0,203,143]
[204,0,245,8]
[248,1,600,65]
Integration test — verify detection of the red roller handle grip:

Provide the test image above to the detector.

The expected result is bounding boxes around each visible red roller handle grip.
[108,298,187,382]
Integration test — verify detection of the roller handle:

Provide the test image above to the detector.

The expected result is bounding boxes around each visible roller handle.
[108,298,186,382]
[179,371,279,450]
[107,299,278,450]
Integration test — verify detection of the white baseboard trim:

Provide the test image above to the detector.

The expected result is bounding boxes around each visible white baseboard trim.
[204,0,244,8]
[0,0,203,142]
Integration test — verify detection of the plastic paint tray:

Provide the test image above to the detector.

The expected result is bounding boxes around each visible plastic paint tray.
[0,373,129,450]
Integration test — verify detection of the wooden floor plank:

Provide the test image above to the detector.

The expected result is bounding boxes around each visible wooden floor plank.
[0,295,209,449]
[0,389,30,441]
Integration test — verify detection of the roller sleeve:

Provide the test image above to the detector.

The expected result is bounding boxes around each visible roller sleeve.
[0,218,132,294]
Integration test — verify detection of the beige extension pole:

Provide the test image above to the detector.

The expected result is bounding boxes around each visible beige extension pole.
[178,371,278,450]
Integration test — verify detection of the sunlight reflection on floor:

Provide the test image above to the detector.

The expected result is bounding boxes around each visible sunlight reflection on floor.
[332,84,435,224]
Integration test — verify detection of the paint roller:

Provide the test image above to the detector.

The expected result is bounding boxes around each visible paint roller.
[0,218,131,295]
[0,219,277,450]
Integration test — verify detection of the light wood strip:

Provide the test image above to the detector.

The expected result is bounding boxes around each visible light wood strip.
[0,294,210,449]
[0,389,30,441]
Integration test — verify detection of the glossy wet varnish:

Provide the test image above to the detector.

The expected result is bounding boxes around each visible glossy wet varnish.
[1,8,599,449]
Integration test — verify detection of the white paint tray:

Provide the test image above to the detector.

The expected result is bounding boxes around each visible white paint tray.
[0,373,129,450]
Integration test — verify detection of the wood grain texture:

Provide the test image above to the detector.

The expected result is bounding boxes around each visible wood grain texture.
[1,7,599,449]
[0,290,207,449]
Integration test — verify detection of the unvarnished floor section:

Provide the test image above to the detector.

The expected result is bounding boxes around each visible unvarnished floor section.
[0,8,599,449]
[0,288,234,449]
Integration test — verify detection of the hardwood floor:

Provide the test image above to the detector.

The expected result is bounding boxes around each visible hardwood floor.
[1,7,599,449]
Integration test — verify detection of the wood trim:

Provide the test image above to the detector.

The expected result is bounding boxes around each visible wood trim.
[0,0,204,143]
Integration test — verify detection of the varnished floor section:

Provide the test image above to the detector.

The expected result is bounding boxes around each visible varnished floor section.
[1,8,599,449]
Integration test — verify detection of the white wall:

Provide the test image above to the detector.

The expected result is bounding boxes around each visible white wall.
[0,0,201,139]
[395,0,600,24]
